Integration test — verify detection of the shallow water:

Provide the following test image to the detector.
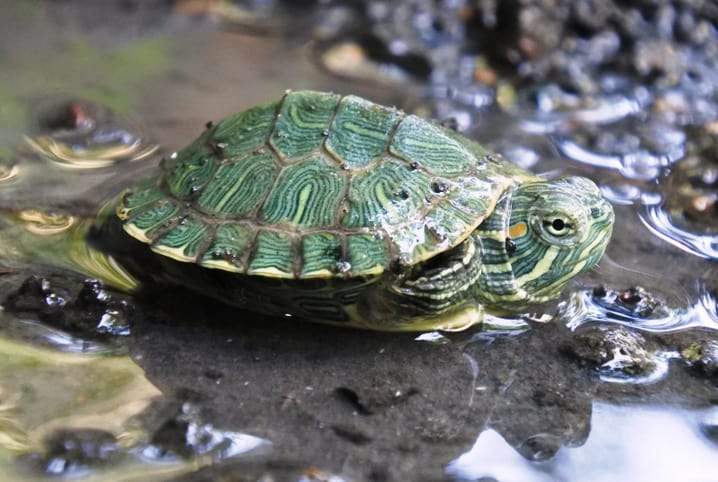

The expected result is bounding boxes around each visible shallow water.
[0,1,717,481]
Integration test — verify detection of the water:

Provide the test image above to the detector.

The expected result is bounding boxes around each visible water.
[0,1,717,481]
[449,403,718,482]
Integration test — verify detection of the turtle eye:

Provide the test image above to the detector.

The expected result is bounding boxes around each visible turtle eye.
[543,217,572,237]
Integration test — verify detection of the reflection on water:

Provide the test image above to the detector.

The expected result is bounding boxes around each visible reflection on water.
[0,209,138,292]
[0,315,269,481]
[449,403,718,482]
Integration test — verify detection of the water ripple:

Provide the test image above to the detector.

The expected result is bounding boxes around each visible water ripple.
[519,94,642,134]
[562,284,718,333]
[23,100,158,169]
[553,137,683,181]
[17,209,75,235]
[0,151,19,184]
[638,203,718,260]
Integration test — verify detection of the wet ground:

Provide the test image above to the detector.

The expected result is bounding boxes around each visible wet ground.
[0,1,717,481]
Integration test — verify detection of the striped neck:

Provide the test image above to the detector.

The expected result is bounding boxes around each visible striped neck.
[472,190,531,310]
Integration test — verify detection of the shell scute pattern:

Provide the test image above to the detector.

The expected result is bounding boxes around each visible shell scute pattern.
[389,115,476,176]
[259,154,347,228]
[248,230,295,276]
[120,90,515,279]
[347,233,388,274]
[124,199,182,244]
[300,232,342,278]
[324,95,400,169]
[200,223,253,271]
[151,216,212,262]
[341,158,432,230]
[164,136,217,199]
[270,91,340,160]
[212,100,277,158]
[117,185,165,220]
[196,150,280,216]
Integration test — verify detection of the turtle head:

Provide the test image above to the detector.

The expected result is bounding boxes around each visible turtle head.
[476,176,614,309]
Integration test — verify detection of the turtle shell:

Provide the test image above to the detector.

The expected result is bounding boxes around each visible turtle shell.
[116,90,533,279]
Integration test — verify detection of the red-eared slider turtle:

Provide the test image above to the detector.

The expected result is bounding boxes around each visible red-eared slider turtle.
[94,90,614,331]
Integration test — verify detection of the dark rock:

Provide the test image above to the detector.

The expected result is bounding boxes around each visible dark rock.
[560,325,659,379]
[4,276,68,316]
[3,275,132,338]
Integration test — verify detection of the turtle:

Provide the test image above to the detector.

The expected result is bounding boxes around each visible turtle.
[92,90,614,331]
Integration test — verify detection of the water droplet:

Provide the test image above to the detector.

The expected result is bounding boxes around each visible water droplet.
[336,261,352,273]
[431,181,448,194]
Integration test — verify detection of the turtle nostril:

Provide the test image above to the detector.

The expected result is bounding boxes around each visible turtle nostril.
[590,200,613,220]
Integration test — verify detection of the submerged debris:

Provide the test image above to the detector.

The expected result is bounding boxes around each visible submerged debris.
[140,398,268,462]
[590,285,661,319]
[24,428,120,476]
[3,276,133,338]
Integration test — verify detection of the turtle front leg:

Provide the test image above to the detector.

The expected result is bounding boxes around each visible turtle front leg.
[357,237,485,331]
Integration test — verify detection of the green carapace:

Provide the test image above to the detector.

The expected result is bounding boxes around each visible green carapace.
[97,90,614,331]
